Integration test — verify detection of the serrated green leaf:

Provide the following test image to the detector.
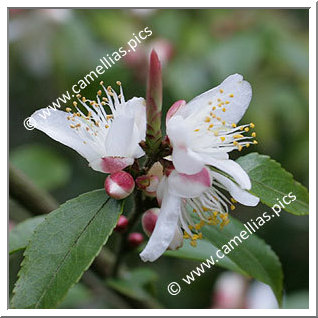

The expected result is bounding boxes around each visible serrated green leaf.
[164,239,247,276]
[236,152,309,215]
[11,189,122,309]
[201,217,283,306]
[9,215,46,254]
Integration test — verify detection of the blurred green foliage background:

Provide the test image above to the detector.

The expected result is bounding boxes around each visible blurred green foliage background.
[9,9,309,309]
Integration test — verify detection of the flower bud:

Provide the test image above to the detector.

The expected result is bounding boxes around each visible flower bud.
[114,215,129,232]
[142,208,160,236]
[136,175,160,197]
[104,171,135,199]
[128,232,144,248]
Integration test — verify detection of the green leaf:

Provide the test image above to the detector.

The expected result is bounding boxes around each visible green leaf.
[9,215,46,254]
[165,239,247,276]
[201,217,283,306]
[10,144,71,191]
[11,189,122,309]
[236,152,309,215]
[107,268,162,308]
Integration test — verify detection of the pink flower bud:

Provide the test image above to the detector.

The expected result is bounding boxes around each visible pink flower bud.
[104,171,135,199]
[142,208,160,236]
[128,232,144,248]
[114,215,129,232]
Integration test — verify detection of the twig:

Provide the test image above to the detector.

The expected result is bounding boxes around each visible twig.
[9,163,59,215]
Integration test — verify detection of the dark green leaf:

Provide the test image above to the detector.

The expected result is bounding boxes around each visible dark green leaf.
[11,189,122,309]
[9,215,46,254]
[201,217,283,306]
[236,152,309,215]
[165,239,247,276]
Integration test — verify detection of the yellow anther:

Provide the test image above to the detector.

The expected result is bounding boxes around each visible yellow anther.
[233,141,238,146]
[190,240,197,247]
[90,101,95,106]
[218,103,222,107]
[214,131,219,136]
[97,90,102,96]
[76,94,81,98]
[219,89,224,93]
[222,108,226,112]
[183,232,190,239]
[220,136,225,142]
[216,116,221,121]
[230,205,236,210]
[230,198,237,203]
[204,117,211,123]
[82,97,87,102]
[229,94,234,98]
[252,132,256,137]
[250,122,255,128]
[209,124,214,129]
[231,123,237,128]
[194,128,200,132]
[193,209,197,213]
[246,143,250,148]
[225,101,230,104]
[202,206,209,212]
[188,225,194,230]
[244,127,249,132]
[234,134,244,139]
[217,98,221,102]
[198,233,203,239]
[70,124,75,128]
[73,101,77,107]
[212,106,216,110]
[192,234,199,240]
[195,224,201,230]
[238,145,243,151]
[116,80,122,86]
[239,126,244,130]
[99,81,104,85]
[105,124,109,128]
[66,107,72,112]
[253,140,258,144]
[212,114,216,118]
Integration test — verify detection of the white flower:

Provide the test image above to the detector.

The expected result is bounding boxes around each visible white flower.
[140,74,260,262]
[31,82,146,173]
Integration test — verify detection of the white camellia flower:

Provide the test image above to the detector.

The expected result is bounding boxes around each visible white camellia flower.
[140,74,260,262]
[31,82,146,173]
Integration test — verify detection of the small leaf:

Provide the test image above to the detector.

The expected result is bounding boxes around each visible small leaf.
[9,215,46,254]
[201,217,283,306]
[165,239,247,276]
[11,189,122,309]
[236,152,309,215]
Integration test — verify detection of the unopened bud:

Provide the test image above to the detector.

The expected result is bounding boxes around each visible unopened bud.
[128,232,144,248]
[114,215,129,232]
[104,171,135,199]
[136,175,160,197]
[142,208,160,236]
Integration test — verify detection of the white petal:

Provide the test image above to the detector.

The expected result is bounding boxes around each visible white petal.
[31,109,101,162]
[204,158,251,190]
[140,189,181,262]
[89,157,134,173]
[105,114,144,158]
[168,227,184,250]
[167,115,204,174]
[168,169,211,198]
[156,176,167,206]
[212,172,259,206]
[179,74,252,124]
[127,97,147,141]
